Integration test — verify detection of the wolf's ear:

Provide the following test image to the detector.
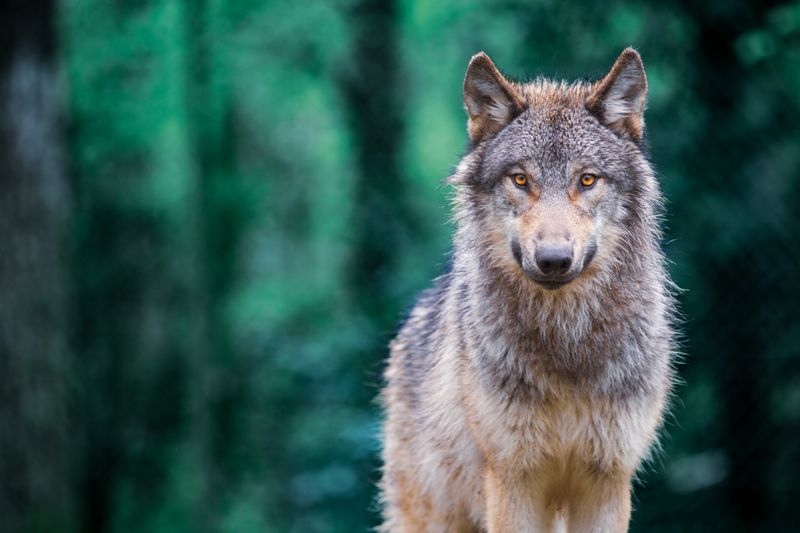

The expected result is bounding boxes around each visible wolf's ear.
[463,52,525,143]
[586,48,648,143]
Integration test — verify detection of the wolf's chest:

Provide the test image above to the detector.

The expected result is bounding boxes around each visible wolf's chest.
[474,388,628,472]
[518,396,598,453]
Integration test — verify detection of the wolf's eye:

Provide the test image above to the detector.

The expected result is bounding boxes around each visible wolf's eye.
[580,173,598,188]
[511,174,528,188]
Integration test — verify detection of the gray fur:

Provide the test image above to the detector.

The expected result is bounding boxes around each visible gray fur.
[380,48,676,533]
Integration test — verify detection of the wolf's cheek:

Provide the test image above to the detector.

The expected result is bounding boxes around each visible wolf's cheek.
[586,217,626,272]
[479,204,529,274]
[586,192,631,266]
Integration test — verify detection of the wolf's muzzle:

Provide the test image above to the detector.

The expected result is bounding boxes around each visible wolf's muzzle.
[511,239,590,290]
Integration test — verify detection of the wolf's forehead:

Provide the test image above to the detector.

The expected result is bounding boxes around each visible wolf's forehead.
[518,79,593,108]
[483,104,617,182]
[481,79,622,178]
[497,107,597,160]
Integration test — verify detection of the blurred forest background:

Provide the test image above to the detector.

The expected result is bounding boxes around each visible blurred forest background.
[2,0,799,532]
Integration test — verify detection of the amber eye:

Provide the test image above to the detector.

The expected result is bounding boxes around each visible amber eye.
[511,174,528,187]
[580,173,598,188]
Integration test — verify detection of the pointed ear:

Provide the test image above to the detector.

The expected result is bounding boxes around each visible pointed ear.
[586,48,648,143]
[463,52,525,143]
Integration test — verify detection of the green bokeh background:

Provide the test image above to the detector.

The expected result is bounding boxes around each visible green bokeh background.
[3,0,800,532]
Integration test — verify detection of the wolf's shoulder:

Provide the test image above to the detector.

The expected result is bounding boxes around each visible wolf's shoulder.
[385,270,454,405]
[394,268,452,344]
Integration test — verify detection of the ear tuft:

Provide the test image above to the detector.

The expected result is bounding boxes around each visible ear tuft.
[586,48,648,143]
[463,52,525,143]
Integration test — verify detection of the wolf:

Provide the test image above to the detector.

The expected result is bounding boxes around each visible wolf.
[379,48,676,532]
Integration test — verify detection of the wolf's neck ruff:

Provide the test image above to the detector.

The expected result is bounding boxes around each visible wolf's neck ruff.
[450,209,665,403]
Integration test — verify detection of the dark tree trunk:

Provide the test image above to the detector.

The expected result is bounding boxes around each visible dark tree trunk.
[340,0,413,324]
[0,1,73,531]
[68,4,208,531]
[184,1,246,526]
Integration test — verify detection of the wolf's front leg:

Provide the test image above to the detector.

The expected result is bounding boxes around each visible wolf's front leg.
[567,475,631,533]
[483,468,559,532]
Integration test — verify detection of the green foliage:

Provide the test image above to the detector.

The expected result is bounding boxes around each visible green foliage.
[43,0,800,531]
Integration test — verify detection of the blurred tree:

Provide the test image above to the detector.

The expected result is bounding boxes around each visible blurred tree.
[0,1,74,532]
[666,1,799,529]
[340,0,414,324]
[184,0,257,526]
[65,2,209,531]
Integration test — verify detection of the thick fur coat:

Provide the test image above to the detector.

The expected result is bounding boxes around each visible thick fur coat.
[380,49,676,532]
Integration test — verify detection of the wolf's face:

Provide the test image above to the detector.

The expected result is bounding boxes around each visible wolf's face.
[480,101,640,290]
[460,49,650,291]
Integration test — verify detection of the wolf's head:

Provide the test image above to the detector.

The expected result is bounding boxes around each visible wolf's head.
[452,48,659,292]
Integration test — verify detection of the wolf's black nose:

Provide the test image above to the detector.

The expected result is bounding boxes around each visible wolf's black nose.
[535,246,573,275]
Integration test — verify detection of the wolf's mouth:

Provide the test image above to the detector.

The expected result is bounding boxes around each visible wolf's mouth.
[527,274,579,290]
